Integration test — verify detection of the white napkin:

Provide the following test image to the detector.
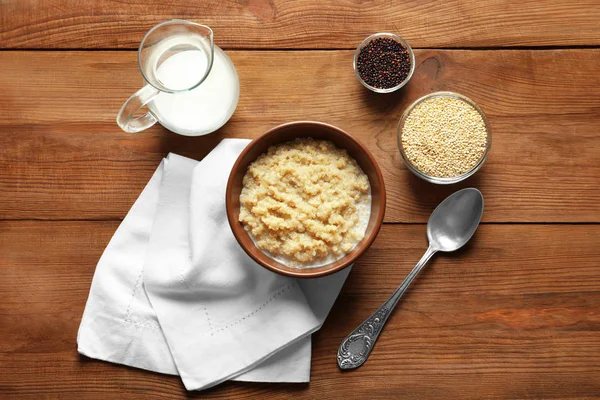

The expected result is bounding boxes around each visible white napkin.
[77,139,351,390]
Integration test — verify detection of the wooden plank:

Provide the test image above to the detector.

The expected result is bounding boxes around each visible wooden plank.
[1,221,599,399]
[1,50,599,222]
[2,1,600,49]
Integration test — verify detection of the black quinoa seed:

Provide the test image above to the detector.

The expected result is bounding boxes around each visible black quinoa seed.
[356,37,411,89]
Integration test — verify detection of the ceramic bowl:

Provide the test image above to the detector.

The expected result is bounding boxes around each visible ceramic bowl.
[225,121,386,278]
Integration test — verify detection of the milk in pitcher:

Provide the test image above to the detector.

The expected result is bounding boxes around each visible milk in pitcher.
[146,36,239,136]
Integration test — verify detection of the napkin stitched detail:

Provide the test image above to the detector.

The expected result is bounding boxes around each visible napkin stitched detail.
[204,307,213,332]
[128,320,161,331]
[206,282,298,336]
[124,271,160,331]
[124,270,143,324]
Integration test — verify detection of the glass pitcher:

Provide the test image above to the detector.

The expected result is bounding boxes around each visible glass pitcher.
[117,20,240,136]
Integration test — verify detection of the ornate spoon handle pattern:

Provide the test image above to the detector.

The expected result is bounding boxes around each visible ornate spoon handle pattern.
[337,246,437,370]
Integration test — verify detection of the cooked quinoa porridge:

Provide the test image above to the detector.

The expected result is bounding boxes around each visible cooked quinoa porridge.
[239,138,371,268]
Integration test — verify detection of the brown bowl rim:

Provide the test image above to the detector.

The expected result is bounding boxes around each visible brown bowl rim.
[225,121,386,278]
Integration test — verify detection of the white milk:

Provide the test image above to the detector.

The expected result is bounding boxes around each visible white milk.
[147,39,240,136]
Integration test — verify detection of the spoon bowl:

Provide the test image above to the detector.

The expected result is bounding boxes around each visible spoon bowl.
[428,188,484,252]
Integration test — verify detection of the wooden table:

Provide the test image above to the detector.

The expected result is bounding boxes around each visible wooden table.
[2,1,600,399]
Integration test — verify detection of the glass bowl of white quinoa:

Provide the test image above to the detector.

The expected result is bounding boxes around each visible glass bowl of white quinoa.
[397,91,491,184]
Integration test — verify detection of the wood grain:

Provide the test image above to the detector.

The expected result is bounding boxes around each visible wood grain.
[1,50,599,222]
[2,2,599,399]
[2,0,600,49]
[1,221,599,399]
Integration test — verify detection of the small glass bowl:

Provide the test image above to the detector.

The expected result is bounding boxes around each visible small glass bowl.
[353,32,415,93]
[397,91,492,184]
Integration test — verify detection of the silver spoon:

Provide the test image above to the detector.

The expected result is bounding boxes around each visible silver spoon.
[337,188,484,370]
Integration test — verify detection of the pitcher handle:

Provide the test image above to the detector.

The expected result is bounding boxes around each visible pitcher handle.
[116,85,160,133]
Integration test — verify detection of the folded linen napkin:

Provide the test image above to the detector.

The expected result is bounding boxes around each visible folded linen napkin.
[77,139,351,390]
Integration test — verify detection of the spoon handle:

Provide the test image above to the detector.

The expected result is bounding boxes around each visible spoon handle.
[337,246,437,370]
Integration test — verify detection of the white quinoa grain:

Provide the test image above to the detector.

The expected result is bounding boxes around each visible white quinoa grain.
[401,96,488,178]
[239,138,371,267]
